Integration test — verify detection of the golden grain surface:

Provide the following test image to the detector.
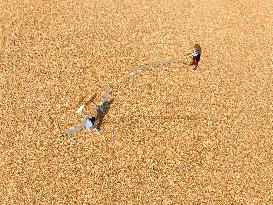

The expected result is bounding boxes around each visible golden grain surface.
[1,0,273,204]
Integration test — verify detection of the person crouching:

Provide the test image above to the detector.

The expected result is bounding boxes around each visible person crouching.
[85,116,98,132]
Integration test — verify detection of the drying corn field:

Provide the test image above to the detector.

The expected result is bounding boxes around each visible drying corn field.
[1,0,273,204]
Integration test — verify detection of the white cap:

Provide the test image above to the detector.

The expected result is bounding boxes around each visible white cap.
[192,51,199,57]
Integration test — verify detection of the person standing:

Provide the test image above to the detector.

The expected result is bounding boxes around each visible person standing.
[187,44,201,70]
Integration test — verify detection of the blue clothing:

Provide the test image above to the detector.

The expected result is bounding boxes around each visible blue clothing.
[85,118,96,131]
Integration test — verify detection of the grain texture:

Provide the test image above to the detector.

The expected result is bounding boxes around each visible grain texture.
[1,0,272,204]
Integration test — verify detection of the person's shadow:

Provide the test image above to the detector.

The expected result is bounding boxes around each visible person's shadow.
[85,94,97,107]
[96,99,114,130]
